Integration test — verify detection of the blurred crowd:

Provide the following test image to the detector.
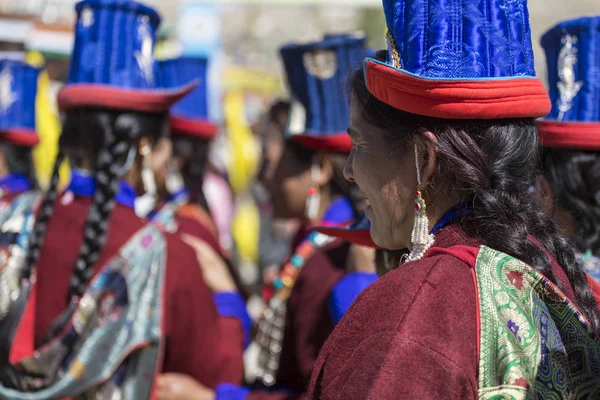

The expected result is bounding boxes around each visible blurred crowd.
[0,0,599,399]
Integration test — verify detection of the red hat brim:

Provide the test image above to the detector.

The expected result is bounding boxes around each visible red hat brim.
[291,133,352,153]
[365,59,551,120]
[311,225,380,248]
[537,120,600,150]
[0,129,39,147]
[170,115,219,139]
[58,81,199,113]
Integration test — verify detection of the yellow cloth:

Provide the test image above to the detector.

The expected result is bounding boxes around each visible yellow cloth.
[26,52,70,189]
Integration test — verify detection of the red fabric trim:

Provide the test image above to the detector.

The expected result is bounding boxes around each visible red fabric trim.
[537,120,600,150]
[587,275,600,311]
[425,245,479,267]
[365,60,551,119]
[291,133,352,153]
[0,129,39,147]
[170,116,218,139]
[313,226,380,248]
[9,281,37,363]
[57,81,198,113]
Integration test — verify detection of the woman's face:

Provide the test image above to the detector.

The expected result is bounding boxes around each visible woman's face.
[150,137,173,196]
[345,101,418,250]
[267,141,313,220]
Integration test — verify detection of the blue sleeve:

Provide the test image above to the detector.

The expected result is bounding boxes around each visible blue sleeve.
[213,292,252,349]
[329,272,378,325]
[216,383,250,400]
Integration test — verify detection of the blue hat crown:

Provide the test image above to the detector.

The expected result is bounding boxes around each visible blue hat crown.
[381,0,536,79]
[0,59,39,134]
[67,0,162,90]
[280,34,367,137]
[541,17,600,122]
[158,56,209,121]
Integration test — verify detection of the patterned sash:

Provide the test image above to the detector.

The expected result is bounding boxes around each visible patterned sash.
[254,231,334,386]
[0,191,167,399]
[474,246,600,399]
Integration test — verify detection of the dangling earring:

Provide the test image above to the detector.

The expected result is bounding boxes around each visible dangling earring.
[305,162,321,221]
[406,143,435,263]
[135,144,157,217]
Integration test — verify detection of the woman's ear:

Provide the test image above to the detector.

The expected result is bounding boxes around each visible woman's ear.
[419,129,438,185]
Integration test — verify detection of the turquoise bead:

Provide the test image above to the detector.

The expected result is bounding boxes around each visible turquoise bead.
[291,255,304,268]
[274,278,284,289]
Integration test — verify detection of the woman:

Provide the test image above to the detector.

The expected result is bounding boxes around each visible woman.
[305,1,600,398]
[167,34,378,400]
[154,54,251,342]
[536,17,600,285]
[154,56,220,240]
[0,57,40,195]
[0,1,245,398]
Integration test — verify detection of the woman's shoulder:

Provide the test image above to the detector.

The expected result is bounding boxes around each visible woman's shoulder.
[344,250,476,335]
[309,251,479,398]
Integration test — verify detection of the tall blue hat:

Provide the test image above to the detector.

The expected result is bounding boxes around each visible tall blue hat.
[58,0,196,113]
[538,17,600,150]
[0,58,40,147]
[158,56,218,139]
[365,0,551,120]
[280,33,367,153]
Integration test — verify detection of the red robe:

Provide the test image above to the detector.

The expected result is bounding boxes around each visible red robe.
[33,196,244,388]
[305,225,578,399]
[248,240,349,400]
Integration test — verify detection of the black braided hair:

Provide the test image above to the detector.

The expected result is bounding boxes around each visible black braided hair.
[32,108,167,343]
[539,148,600,255]
[349,64,600,333]
[171,135,211,211]
[0,142,39,189]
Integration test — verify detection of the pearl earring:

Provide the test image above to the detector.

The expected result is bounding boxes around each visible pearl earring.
[406,144,435,263]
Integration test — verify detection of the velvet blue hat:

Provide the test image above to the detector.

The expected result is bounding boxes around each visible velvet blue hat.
[58,0,196,113]
[365,0,551,120]
[280,33,367,153]
[0,59,40,147]
[538,17,600,150]
[158,56,218,139]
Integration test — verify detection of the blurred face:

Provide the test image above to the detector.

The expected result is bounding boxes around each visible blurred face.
[345,100,418,250]
[150,137,173,196]
[259,120,286,183]
[267,141,313,220]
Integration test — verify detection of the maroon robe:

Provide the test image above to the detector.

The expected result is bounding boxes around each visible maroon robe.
[33,196,244,388]
[305,225,578,399]
[248,240,350,400]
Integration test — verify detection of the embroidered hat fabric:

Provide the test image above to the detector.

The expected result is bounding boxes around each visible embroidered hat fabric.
[158,56,218,139]
[58,0,196,113]
[537,17,600,150]
[0,59,40,147]
[280,34,367,153]
[365,0,551,119]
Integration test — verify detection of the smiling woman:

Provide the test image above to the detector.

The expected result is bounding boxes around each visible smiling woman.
[305,0,600,398]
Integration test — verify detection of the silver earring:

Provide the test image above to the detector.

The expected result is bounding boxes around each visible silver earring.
[135,145,157,218]
[406,144,435,263]
[305,162,321,220]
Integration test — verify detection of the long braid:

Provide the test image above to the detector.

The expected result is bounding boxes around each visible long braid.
[42,113,142,343]
[21,151,65,282]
